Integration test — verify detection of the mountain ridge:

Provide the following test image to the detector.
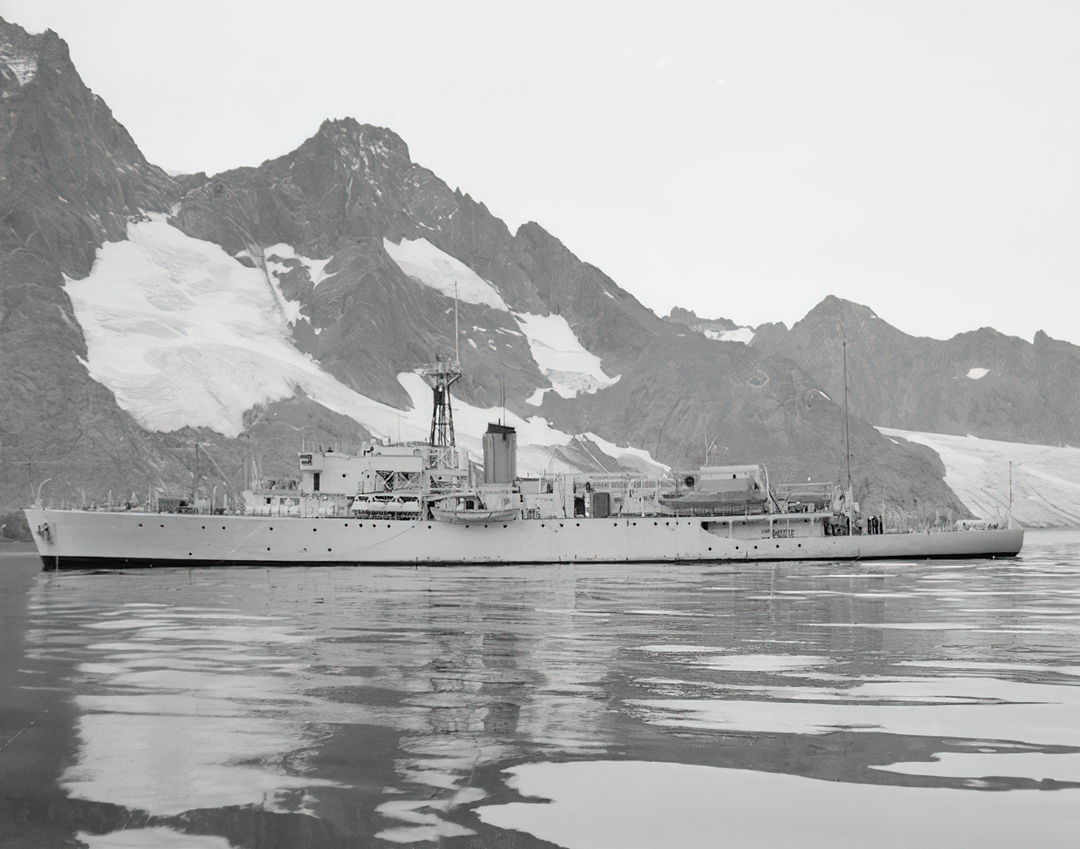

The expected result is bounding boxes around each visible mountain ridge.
[2,15,1059,537]
[746,295,1080,447]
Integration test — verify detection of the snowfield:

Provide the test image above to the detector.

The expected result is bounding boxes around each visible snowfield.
[383,237,619,400]
[878,428,1080,528]
[383,237,508,309]
[705,327,754,344]
[513,312,620,400]
[64,220,654,474]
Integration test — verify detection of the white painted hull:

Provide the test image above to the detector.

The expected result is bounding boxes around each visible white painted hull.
[24,508,1024,568]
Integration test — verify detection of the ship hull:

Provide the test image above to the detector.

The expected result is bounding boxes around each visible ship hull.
[24,508,1024,569]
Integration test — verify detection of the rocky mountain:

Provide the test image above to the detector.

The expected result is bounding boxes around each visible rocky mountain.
[0,16,995,535]
[663,307,754,343]
[749,296,1080,447]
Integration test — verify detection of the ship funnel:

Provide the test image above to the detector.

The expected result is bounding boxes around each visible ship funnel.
[483,423,517,485]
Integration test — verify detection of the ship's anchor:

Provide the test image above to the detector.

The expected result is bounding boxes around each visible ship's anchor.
[37,522,52,543]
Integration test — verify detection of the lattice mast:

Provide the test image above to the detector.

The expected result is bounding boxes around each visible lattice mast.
[421,284,462,451]
[421,357,462,447]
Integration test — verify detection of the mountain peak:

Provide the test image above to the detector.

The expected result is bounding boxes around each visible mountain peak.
[316,118,410,163]
[0,16,42,92]
[0,15,177,276]
[801,295,880,325]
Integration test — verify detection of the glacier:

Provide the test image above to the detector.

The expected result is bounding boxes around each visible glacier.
[63,220,646,474]
[878,428,1080,527]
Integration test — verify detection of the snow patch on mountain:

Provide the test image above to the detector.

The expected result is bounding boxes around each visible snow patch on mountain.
[525,388,548,407]
[582,432,669,475]
[65,220,363,435]
[878,428,1080,528]
[383,237,507,309]
[705,327,754,344]
[62,220,664,475]
[232,243,336,326]
[513,312,620,399]
[0,41,37,88]
[263,244,336,289]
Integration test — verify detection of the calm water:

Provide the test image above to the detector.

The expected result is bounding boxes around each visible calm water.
[3,530,1080,847]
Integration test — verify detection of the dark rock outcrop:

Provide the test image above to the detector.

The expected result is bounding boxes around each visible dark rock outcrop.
[663,306,742,338]
[751,295,1080,446]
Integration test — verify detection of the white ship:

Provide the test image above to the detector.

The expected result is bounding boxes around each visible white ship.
[23,356,1023,569]
[23,422,1024,569]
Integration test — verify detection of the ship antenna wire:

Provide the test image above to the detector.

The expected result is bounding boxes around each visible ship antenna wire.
[454,282,459,364]
[842,329,852,499]
[1009,460,1013,524]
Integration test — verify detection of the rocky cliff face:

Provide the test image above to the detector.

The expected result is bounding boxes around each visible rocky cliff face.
[0,17,978,531]
[750,296,1080,447]
[1,19,177,526]
[0,19,372,529]
[663,306,742,339]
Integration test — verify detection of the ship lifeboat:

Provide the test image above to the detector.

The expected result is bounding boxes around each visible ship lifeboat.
[429,491,519,524]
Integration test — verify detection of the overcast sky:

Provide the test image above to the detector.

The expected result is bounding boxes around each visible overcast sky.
[6,0,1079,344]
